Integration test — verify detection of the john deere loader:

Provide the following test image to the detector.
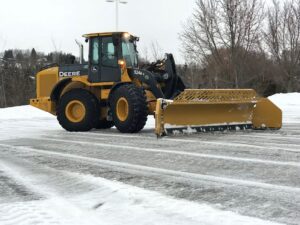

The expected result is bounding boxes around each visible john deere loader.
[30,32,282,136]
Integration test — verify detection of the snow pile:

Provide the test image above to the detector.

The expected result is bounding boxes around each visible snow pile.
[269,93,300,124]
[0,106,59,141]
[0,105,53,120]
[269,92,299,107]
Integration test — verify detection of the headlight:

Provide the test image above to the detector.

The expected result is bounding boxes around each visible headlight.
[123,33,131,40]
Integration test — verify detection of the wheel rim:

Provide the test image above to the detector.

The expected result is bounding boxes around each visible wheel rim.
[65,100,86,123]
[116,97,129,122]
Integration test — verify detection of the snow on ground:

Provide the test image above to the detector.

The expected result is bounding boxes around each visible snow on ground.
[0,160,281,225]
[0,93,299,225]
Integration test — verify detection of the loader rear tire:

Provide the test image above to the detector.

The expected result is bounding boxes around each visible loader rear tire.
[110,84,148,133]
[57,89,99,132]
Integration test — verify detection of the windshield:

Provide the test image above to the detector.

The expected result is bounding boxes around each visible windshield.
[122,40,138,68]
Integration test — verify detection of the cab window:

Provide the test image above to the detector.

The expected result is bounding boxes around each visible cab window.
[91,38,99,64]
[121,38,139,68]
[102,37,118,67]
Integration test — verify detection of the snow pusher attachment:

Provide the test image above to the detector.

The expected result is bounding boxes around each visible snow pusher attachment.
[155,89,282,136]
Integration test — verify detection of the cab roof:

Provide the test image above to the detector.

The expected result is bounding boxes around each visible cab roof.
[82,32,129,38]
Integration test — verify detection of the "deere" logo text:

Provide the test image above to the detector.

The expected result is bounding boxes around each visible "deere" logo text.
[59,71,80,77]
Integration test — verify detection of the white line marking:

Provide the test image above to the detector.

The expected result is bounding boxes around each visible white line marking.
[48,132,300,153]
[1,143,300,194]
[36,137,300,164]
[235,133,300,139]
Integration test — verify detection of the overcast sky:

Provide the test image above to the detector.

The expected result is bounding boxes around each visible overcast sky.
[0,0,196,63]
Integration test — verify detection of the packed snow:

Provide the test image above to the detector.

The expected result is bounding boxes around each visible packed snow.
[0,93,299,225]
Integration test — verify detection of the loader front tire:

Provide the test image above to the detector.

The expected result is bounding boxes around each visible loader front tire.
[57,89,99,132]
[110,84,148,133]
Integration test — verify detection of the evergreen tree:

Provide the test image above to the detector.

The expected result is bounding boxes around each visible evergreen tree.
[30,48,37,64]
[3,50,14,60]
[16,52,24,62]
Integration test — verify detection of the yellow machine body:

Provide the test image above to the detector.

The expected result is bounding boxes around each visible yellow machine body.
[30,67,59,115]
[30,63,147,118]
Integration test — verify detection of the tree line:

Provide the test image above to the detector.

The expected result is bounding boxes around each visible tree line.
[1,0,299,108]
[0,49,76,108]
[180,0,300,96]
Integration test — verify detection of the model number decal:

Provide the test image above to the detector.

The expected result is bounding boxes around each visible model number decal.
[59,71,80,77]
[133,70,150,80]
[133,70,145,76]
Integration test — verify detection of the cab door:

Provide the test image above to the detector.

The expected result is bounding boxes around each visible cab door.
[100,36,121,82]
[88,37,101,83]
[88,36,121,83]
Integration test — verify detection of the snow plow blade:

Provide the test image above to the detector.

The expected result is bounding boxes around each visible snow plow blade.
[155,89,282,136]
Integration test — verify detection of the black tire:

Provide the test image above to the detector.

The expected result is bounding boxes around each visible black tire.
[110,84,148,133]
[94,119,114,129]
[57,89,99,132]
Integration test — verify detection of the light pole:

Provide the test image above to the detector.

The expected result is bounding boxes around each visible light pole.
[106,0,128,31]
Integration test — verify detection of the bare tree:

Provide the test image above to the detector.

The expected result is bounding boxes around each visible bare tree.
[141,46,149,62]
[181,0,264,88]
[0,68,7,107]
[0,56,8,107]
[138,46,151,67]
[150,41,164,61]
[265,0,300,92]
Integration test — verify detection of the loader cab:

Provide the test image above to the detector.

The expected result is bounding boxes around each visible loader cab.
[83,32,139,83]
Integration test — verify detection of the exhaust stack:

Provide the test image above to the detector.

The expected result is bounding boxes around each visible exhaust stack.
[75,39,84,64]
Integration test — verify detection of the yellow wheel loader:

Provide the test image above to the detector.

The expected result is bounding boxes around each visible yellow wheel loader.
[30,32,282,136]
